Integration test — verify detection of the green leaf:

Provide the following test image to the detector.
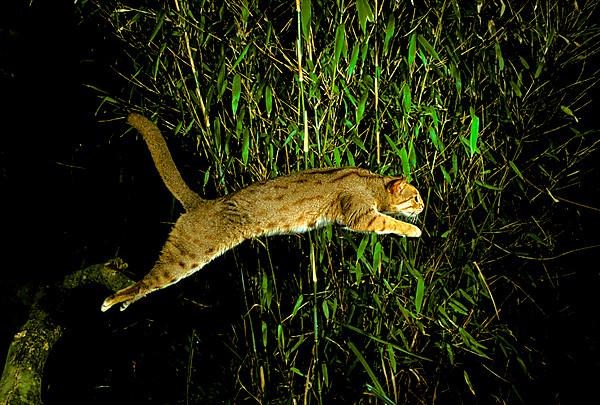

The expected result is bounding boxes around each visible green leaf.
[322,300,330,319]
[334,24,346,68]
[301,0,312,38]
[290,367,305,377]
[408,139,417,167]
[356,236,369,262]
[261,320,268,348]
[534,61,544,78]
[408,32,417,69]
[265,85,273,116]
[291,294,304,317]
[383,15,395,56]
[217,62,227,98]
[402,84,412,113]
[352,136,367,151]
[400,147,410,178]
[560,105,578,122]
[232,73,242,115]
[148,12,165,44]
[347,341,385,395]
[372,241,383,271]
[232,44,251,70]
[277,324,284,349]
[346,148,355,166]
[333,147,341,167]
[417,35,440,60]
[356,92,368,124]
[241,129,250,165]
[469,111,480,157]
[347,44,360,78]
[384,135,402,157]
[474,180,502,191]
[450,63,462,92]
[464,370,476,396]
[428,127,444,152]
[440,166,452,185]
[415,276,425,315]
[353,263,362,284]
[386,344,397,372]
[260,271,271,307]
[458,327,492,359]
[508,160,523,179]
[494,42,504,71]
[356,0,374,34]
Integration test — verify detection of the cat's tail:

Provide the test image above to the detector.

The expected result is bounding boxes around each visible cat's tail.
[127,113,204,211]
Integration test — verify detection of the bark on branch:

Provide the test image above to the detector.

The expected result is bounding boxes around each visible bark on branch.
[0,259,132,405]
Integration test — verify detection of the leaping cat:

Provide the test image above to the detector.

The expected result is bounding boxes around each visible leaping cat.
[101,113,424,311]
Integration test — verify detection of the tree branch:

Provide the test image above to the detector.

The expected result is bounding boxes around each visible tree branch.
[0,259,132,405]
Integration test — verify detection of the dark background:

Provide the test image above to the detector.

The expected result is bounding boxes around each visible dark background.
[1,1,598,403]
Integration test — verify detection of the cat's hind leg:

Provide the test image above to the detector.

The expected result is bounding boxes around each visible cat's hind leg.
[100,263,186,311]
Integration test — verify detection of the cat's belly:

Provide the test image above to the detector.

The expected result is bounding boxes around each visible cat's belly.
[261,216,332,236]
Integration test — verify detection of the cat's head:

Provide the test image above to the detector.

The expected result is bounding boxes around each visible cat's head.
[383,178,424,217]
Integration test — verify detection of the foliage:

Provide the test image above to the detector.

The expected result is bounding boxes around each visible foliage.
[82,0,598,402]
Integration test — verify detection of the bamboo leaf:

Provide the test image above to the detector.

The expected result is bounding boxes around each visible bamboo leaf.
[347,341,386,396]
[322,300,330,320]
[561,105,579,122]
[265,85,273,116]
[291,294,304,317]
[301,0,312,38]
[464,370,476,396]
[469,110,480,157]
[290,367,305,377]
[408,32,417,69]
[334,24,346,68]
[356,236,369,262]
[474,180,502,191]
[356,0,374,34]
[372,242,383,271]
[333,147,341,167]
[428,127,444,152]
[232,73,242,115]
[417,35,440,60]
[400,146,410,178]
[383,15,395,56]
[440,166,452,185]
[232,44,251,70]
[148,12,165,44]
[277,324,284,349]
[356,92,368,124]
[261,320,268,348]
[217,62,227,98]
[402,84,412,113]
[241,129,250,165]
[494,42,505,71]
[387,344,397,373]
[509,160,523,179]
[347,43,360,78]
[415,276,425,315]
[384,134,402,158]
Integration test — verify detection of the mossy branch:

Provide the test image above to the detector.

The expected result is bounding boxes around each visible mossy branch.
[0,259,131,405]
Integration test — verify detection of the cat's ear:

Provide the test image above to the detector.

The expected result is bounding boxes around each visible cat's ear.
[386,179,407,195]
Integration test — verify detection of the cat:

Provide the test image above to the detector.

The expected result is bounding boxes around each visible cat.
[101,113,424,311]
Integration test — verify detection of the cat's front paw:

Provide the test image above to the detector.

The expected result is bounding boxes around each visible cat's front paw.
[406,224,422,238]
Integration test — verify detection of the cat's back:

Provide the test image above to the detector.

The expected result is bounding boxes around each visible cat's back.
[236,167,380,201]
